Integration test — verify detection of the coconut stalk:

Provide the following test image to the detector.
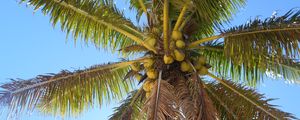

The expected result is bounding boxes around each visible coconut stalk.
[163,0,170,53]
[173,3,188,31]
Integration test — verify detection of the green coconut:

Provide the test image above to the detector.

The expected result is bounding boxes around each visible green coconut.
[145,37,156,47]
[147,69,158,79]
[198,56,206,65]
[171,31,182,40]
[144,58,154,68]
[194,63,203,70]
[130,63,140,71]
[135,74,142,81]
[176,40,186,48]
[198,67,208,75]
[180,61,191,72]
[164,55,174,64]
[174,49,185,61]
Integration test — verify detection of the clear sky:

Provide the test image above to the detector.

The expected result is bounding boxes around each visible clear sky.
[0,0,300,120]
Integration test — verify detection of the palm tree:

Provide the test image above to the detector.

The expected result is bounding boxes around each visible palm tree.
[1,0,300,119]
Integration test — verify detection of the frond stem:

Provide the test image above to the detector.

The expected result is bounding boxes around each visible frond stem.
[163,0,170,53]
[207,72,280,120]
[173,3,188,31]
[154,70,163,120]
[178,12,194,31]
[188,27,300,48]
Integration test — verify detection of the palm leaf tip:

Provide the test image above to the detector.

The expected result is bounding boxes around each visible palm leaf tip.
[0,62,134,117]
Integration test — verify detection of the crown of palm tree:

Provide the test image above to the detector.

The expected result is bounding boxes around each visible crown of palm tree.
[1,0,300,119]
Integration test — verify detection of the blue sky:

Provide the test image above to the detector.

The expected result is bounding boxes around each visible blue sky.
[0,0,300,119]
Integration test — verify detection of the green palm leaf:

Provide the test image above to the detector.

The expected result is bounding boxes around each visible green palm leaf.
[20,0,157,52]
[0,61,134,117]
[205,80,296,119]
[197,41,300,85]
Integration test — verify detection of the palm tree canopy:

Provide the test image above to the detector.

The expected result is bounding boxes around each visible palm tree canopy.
[1,0,300,119]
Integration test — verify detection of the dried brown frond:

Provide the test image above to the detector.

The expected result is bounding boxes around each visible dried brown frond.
[142,80,181,120]
[186,74,218,120]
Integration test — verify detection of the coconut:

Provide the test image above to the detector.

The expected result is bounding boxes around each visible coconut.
[144,58,154,68]
[171,31,182,40]
[180,61,191,72]
[164,55,174,64]
[174,49,185,61]
[130,63,140,71]
[176,40,185,48]
[146,92,151,98]
[135,74,142,81]
[143,81,151,92]
[147,69,158,79]
[145,37,156,47]
[198,56,206,65]
[198,67,208,75]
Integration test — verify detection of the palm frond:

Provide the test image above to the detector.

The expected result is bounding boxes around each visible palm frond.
[223,9,300,71]
[142,80,181,120]
[0,62,134,117]
[108,89,145,120]
[129,0,148,22]
[21,0,157,52]
[205,79,297,120]
[175,0,246,36]
[197,41,300,85]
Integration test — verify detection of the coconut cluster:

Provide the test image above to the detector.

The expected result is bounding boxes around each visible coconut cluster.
[129,31,210,97]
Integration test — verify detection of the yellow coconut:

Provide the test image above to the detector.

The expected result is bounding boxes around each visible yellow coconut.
[145,37,156,47]
[143,81,151,92]
[174,49,185,61]
[198,67,208,75]
[180,61,191,72]
[171,31,183,40]
[144,58,154,68]
[130,63,140,71]
[135,74,143,81]
[164,55,174,64]
[146,92,151,98]
[147,69,158,79]
[198,56,206,65]
[176,40,185,48]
